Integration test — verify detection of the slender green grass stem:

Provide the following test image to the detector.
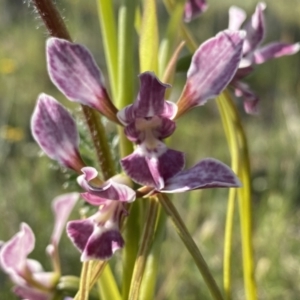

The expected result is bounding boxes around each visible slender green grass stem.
[128,197,159,300]
[139,207,167,300]
[158,194,224,300]
[95,0,118,101]
[97,264,122,300]
[219,91,257,300]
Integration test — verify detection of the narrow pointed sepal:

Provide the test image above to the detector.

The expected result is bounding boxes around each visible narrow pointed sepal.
[176,30,245,117]
[162,158,241,193]
[254,42,300,64]
[243,2,266,55]
[46,38,119,123]
[31,94,85,171]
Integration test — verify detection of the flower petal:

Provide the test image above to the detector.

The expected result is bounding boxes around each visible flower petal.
[46,38,118,123]
[176,30,245,117]
[228,6,246,30]
[243,2,266,55]
[13,286,50,300]
[184,0,208,23]
[233,81,259,114]
[254,42,300,64]
[31,94,85,171]
[162,158,241,193]
[77,167,135,202]
[50,193,79,246]
[117,72,170,125]
[66,219,94,253]
[81,229,124,261]
[121,145,185,189]
[0,223,35,274]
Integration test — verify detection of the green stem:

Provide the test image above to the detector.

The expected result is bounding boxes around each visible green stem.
[139,206,167,300]
[163,0,198,52]
[96,0,119,101]
[158,194,224,300]
[122,202,141,300]
[128,197,159,300]
[220,91,257,300]
[82,106,116,179]
[223,188,236,300]
[216,94,240,300]
[98,264,122,300]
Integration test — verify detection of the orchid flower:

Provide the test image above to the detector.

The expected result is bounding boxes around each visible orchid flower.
[67,167,135,261]
[0,193,79,300]
[31,95,136,261]
[184,0,208,23]
[228,2,300,113]
[117,30,244,190]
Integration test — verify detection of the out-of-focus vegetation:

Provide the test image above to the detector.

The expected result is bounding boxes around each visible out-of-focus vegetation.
[1,0,300,299]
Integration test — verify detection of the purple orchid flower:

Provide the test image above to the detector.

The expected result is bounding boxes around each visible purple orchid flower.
[67,167,135,261]
[117,30,244,190]
[184,0,208,23]
[0,193,79,300]
[31,91,136,261]
[228,3,300,113]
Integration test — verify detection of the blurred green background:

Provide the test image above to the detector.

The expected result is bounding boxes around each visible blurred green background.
[1,0,300,299]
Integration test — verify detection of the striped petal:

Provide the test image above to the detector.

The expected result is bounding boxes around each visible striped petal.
[176,30,245,117]
[47,38,119,123]
[162,158,241,193]
[31,94,85,171]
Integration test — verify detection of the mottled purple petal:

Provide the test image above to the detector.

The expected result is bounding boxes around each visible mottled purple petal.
[121,145,185,189]
[50,193,79,246]
[228,6,246,30]
[254,42,300,64]
[66,219,94,252]
[184,0,208,23]
[77,167,136,202]
[31,94,85,171]
[82,230,124,261]
[0,223,35,274]
[13,286,50,300]
[117,72,170,125]
[46,38,119,123]
[162,158,241,192]
[233,81,259,114]
[243,2,266,55]
[176,30,245,117]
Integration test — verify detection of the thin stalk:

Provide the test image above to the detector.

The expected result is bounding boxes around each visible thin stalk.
[222,91,257,300]
[163,0,198,52]
[158,194,224,300]
[77,261,93,300]
[98,264,122,300]
[139,207,167,300]
[128,197,160,300]
[223,188,237,300]
[122,202,141,300]
[216,94,240,300]
[95,0,119,100]
[82,106,115,179]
